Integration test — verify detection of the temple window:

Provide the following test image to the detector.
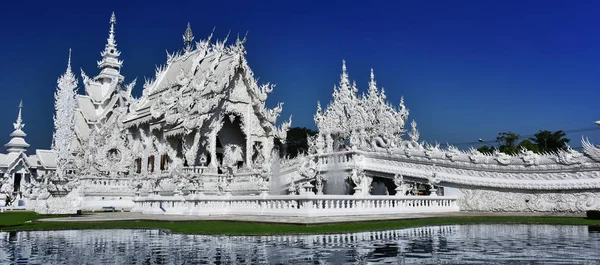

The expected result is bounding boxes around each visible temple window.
[148,156,155,173]
[135,158,142,173]
[160,154,169,171]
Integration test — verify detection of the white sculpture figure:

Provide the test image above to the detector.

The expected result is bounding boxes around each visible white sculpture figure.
[223,144,244,171]
[393,174,405,196]
[315,174,324,195]
[428,172,439,196]
[350,168,362,195]
[251,142,265,169]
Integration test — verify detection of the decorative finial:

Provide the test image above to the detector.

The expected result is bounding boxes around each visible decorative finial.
[14,100,24,130]
[183,22,194,52]
[224,30,231,44]
[98,12,123,71]
[109,12,116,42]
[207,26,216,43]
[110,12,116,25]
[342,60,347,72]
[67,48,72,71]
[242,31,249,43]
[368,68,377,95]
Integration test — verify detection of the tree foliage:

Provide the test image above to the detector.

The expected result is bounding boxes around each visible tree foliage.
[477,130,570,154]
[496,132,520,154]
[529,130,570,153]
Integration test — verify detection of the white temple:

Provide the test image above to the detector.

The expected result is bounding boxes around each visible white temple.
[3,12,600,215]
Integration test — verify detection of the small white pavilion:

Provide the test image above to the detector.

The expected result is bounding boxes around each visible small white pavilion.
[0,101,56,207]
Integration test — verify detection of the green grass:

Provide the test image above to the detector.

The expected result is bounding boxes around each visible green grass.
[2,212,600,235]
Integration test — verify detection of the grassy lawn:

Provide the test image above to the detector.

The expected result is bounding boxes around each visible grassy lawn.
[1,211,600,235]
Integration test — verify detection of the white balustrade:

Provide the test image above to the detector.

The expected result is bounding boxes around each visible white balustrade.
[182,166,209,174]
[131,194,459,216]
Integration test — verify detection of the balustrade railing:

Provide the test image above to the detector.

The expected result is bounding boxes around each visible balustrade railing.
[182,166,209,174]
[315,151,358,167]
[132,194,459,216]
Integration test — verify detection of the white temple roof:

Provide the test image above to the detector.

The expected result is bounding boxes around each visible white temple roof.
[126,51,236,123]
[36,150,57,169]
[0,152,31,170]
[27,154,39,168]
[76,96,98,122]
[5,135,30,149]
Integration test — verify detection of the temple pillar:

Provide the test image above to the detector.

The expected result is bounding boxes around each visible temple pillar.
[153,152,160,174]
[140,129,149,176]
[208,131,217,170]
[245,137,253,168]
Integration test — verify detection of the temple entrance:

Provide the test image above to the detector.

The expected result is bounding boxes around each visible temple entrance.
[216,114,247,171]
[13,173,22,193]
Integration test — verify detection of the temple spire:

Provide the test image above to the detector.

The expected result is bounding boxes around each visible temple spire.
[5,100,30,153]
[67,48,72,73]
[15,100,23,131]
[339,60,351,95]
[97,12,123,74]
[368,68,377,95]
[183,22,194,52]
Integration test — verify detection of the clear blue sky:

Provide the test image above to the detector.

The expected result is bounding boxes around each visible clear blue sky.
[1,0,599,152]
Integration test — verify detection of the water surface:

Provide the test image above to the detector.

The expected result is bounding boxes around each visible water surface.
[1,224,599,264]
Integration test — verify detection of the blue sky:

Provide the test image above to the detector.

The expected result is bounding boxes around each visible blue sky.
[0,0,599,152]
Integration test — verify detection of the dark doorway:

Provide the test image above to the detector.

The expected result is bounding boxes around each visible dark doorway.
[13,173,22,193]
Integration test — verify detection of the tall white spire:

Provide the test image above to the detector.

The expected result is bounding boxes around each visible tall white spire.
[53,50,79,177]
[5,100,30,153]
[97,12,123,74]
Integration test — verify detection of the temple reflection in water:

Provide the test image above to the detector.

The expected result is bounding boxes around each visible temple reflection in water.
[2,225,600,264]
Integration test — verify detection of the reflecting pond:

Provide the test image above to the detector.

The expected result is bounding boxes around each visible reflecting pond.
[1,225,600,264]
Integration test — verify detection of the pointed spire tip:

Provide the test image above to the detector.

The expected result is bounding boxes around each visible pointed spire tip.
[67,48,72,71]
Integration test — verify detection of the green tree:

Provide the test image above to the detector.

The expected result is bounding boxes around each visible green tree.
[496,132,520,154]
[529,130,570,153]
[477,145,496,153]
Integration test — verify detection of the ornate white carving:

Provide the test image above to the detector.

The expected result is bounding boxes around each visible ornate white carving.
[459,188,600,212]
[52,50,78,178]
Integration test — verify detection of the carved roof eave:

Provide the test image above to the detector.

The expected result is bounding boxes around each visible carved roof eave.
[164,125,186,138]
[122,113,153,128]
